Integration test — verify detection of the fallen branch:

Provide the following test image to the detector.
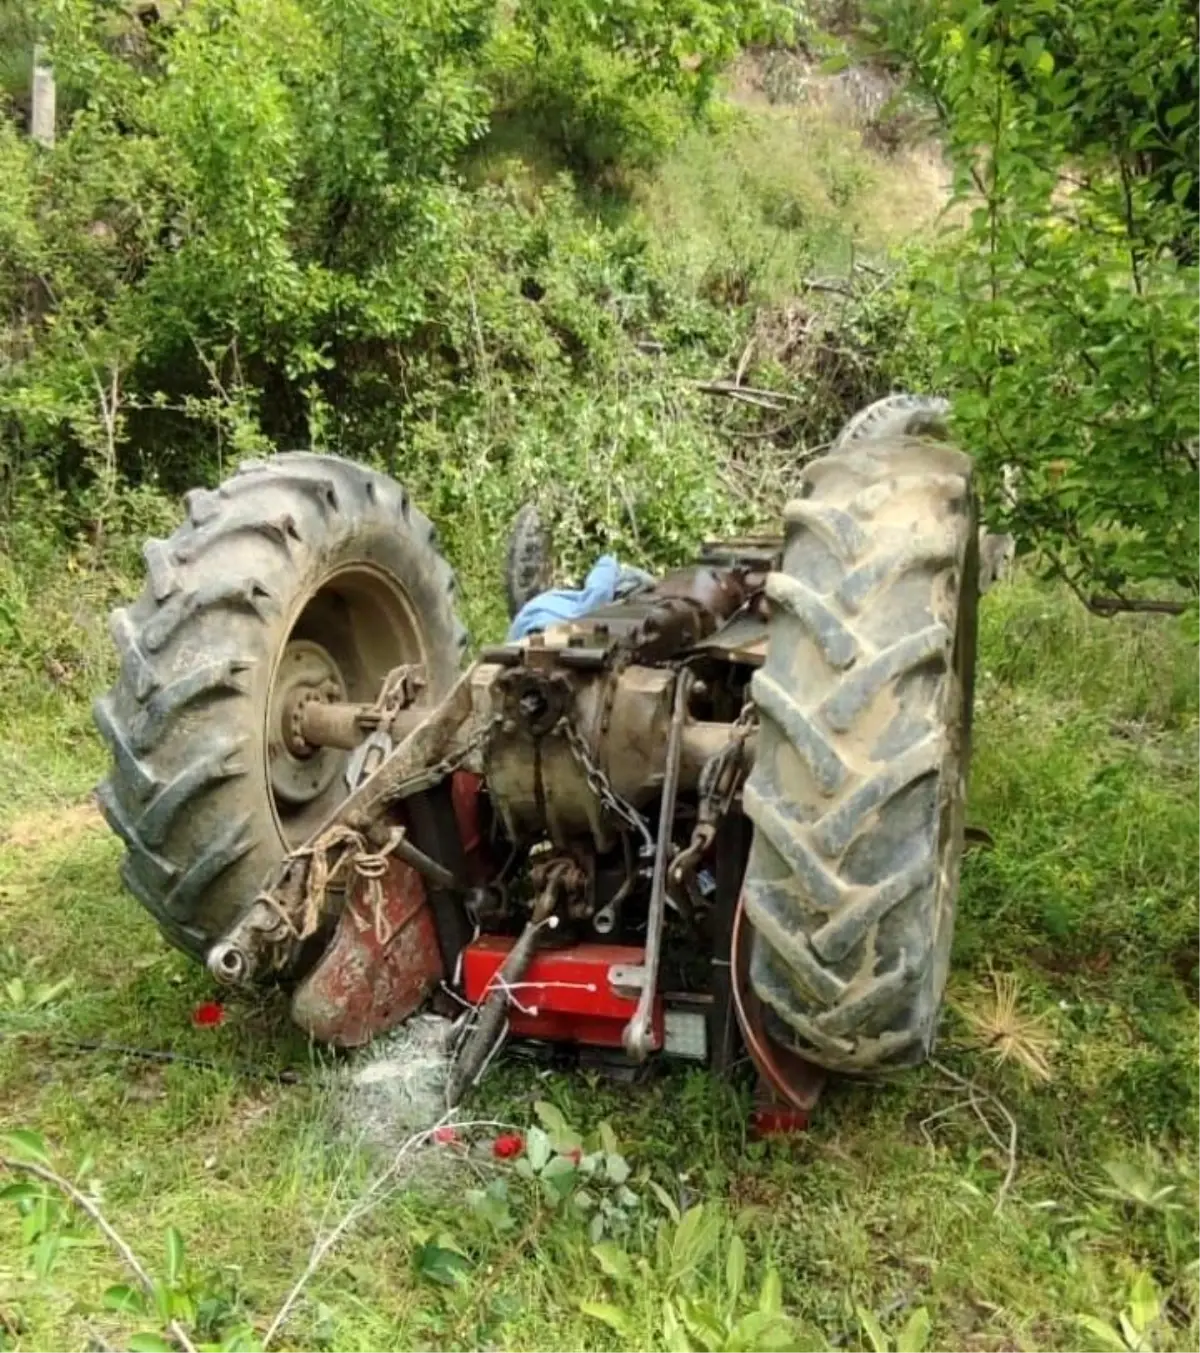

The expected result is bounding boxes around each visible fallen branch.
[801,278,856,298]
[0,1157,198,1353]
[690,379,803,408]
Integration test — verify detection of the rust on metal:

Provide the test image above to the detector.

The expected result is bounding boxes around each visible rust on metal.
[290,858,443,1047]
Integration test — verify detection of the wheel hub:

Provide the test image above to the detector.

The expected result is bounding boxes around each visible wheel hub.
[269,640,347,805]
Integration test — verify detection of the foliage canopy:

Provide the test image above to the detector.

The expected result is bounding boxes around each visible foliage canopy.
[871,0,1199,608]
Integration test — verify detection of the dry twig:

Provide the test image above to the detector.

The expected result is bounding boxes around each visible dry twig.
[0,1157,198,1353]
[929,1058,1020,1213]
[691,379,802,408]
[733,336,756,386]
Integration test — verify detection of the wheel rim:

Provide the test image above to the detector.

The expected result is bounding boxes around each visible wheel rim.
[264,564,428,847]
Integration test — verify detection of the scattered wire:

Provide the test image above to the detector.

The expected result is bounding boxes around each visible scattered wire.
[0,1031,305,1084]
[262,1115,519,1350]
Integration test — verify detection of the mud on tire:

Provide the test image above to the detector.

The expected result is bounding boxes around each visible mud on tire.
[743,434,978,1074]
[94,453,467,966]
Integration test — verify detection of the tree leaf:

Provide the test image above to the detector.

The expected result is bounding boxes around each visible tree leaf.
[592,1240,633,1283]
[677,1294,725,1348]
[540,1154,578,1203]
[128,1335,175,1352]
[758,1268,782,1318]
[534,1100,569,1134]
[1128,1271,1160,1331]
[526,1126,551,1172]
[33,1232,60,1278]
[1,1129,50,1165]
[164,1226,185,1286]
[648,1179,681,1223]
[31,975,73,1008]
[0,1181,39,1203]
[104,1283,148,1315]
[413,1240,471,1288]
[896,1306,932,1353]
[605,1152,630,1185]
[1075,1315,1129,1351]
[662,1298,693,1353]
[856,1306,889,1353]
[580,1300,631,1336]
[729,1308,795,1350]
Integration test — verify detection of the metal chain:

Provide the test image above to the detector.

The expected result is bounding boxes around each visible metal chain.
[701,700,757,821]
[672,700,758,887]
[344,665,427,791]
[559,716,655,854]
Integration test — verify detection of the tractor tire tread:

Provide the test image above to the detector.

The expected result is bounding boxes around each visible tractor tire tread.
[744,432,977,1074]
[94,452,466,964]
[830,393,950,452]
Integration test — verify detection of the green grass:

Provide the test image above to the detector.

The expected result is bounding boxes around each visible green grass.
[1,573,1196,1353]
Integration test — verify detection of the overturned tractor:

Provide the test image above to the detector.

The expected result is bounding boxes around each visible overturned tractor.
[94,397,978,1115]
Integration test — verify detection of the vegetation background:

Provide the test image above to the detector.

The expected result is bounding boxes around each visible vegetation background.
[0,2,1196,1351]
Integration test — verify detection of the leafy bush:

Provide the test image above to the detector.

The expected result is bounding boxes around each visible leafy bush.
[493,0,794,175]
[867,0,1199,610]
[0,0,781,545]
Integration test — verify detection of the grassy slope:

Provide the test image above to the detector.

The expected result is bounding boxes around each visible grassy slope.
[2,86,1198,1353]
[2,585,1196,1353]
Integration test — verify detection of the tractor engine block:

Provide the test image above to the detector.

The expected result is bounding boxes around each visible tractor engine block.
[471,564,755,852]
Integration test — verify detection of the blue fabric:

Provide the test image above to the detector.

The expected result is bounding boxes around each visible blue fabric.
[507,554,652,640]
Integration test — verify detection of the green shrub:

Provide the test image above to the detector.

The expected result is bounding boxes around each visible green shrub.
[868,0,1199,609]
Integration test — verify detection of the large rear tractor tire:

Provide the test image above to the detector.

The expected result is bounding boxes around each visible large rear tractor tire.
[742,432,978,1074]
[94,454,467,968]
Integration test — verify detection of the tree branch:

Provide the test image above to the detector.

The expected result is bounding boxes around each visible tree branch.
[691,380,800,408]
[1085,595,1188,617]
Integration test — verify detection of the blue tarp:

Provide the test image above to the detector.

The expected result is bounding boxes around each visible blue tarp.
[506,555,653,641]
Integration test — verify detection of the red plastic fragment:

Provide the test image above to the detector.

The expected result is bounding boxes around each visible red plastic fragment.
[749,1102,813,1138]
[191,1000,225,1027]
[492,1133,524,1159]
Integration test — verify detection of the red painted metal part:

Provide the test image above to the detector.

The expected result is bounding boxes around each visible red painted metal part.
[451,771,483,857]
[461,936,664,1050]
[730,891,826,1121]
[290,859,444,1047]
[749,1101,817,1137]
